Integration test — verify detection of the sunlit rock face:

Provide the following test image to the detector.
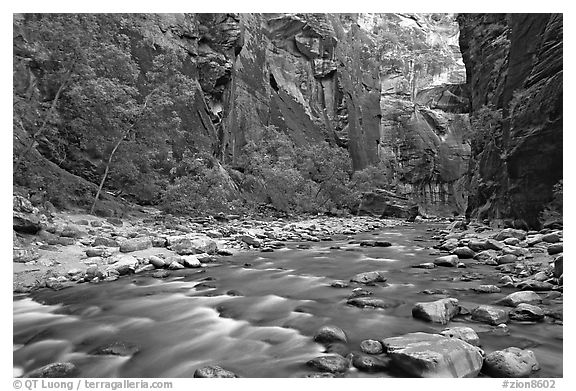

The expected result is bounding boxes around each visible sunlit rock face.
[458,14,563,228]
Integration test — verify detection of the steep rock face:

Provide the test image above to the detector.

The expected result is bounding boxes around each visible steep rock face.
[459,14,563,227]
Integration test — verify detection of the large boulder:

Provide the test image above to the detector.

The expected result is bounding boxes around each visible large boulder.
[350,271,387,284]
[495,291,542,307]
[509,303,545,322]
[482,347,539,377]
[382,332,484,378]
[412,298,460,324]
[493,228,527,241]
[167,236,218,255]
[434,255,459,267]
[13,195,44,234]
[471,305,509,325]
[452,247,476,259]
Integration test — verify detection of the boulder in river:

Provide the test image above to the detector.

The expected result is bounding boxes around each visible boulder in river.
[509,303,545,322]
[194,365,238,378]
[382,332,483,377]
[412,262,436,269]
[482,347,539,377]
[412,298,460,324]
[473,285,501,293]
[495,291,542,307]
[306,355,349,373]
[439,326,480,346]
[168,235,218,255]
[350,271,387,284]
[26,362,77,378]
[313,325,348,345]
[516,280,554,291]
[434,255,459,267]
[493,228,527,241]
[471,305,509,325]
[467,239,490,252]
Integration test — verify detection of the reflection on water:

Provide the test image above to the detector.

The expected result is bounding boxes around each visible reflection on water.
[14,223,563,378]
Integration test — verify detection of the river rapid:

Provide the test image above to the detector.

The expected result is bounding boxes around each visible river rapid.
[13,222,563,378]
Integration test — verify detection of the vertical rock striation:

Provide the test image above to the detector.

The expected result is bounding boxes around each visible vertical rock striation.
[458,14,563,228]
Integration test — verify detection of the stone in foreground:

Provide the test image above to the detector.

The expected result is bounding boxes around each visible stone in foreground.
[360,339,384,354]
[194,365,238,378]
[306,355,349,373]
[412,298,460,325]
[440,326,480,346]
[381,332,483,378]
[26,362,77,378]
[350,352,390,372]
[482,347,539,377]
[313,325,348,344]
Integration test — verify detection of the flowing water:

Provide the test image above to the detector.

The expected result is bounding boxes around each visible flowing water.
[13,223,563,378]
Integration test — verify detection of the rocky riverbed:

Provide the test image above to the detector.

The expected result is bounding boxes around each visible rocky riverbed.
[13,195,563,378]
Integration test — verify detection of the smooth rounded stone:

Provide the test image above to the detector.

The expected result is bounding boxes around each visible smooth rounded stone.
[347,297,400,309]
[440,326,480,346]
[516,280,554,291]
[168,261,184,270]
[503,237,521,246]
[382,332,483,378]
[510,303,545,322]
[107,254,138,275]
[452,247,476,259]
[473,285,501,293]
[148,255,166,268]
[434,255,459,267]
[497,254,518,265]
[412,262,436,269]
[482,347,539,377]
[467,239,490,252]
[360,339,384,354]
[120,236,152,253]
[526,234,544,246]
[181,255,201,268]
[85,248,109,258]
[502,245,530,257]
[531,271,549,282]
[553,255,563,278]
[485,239,505,251]
[60,225,84,238]
[495,291,542,307]
[493,228,527,241]
[26,362,77,378]
[194,365,238,378]
[412,298,460,325]
[92,237,119,247]
[330,280,349,288]
[471,305,509,325]
[350,271,387,284]
[314,325,348,344]
[547,243,563,255]
[303,372,337,378]
[91,341,140,356]
[239,234,263,247]
[541,232,561,243]
[306,355,349,373]
[57,237,76,246]
[350,352,391,372]
[151,237,167,247]
[457,262,467,268]
[217,249,234,256]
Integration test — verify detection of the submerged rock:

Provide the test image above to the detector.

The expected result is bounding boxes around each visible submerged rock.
[26,362,77,378]
[91,341,140,356]
[382,332,483,377]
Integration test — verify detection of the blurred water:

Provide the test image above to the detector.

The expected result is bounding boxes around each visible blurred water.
[13,223,563,378]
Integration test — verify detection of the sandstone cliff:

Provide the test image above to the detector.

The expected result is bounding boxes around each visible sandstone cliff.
[458,14,563,228]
